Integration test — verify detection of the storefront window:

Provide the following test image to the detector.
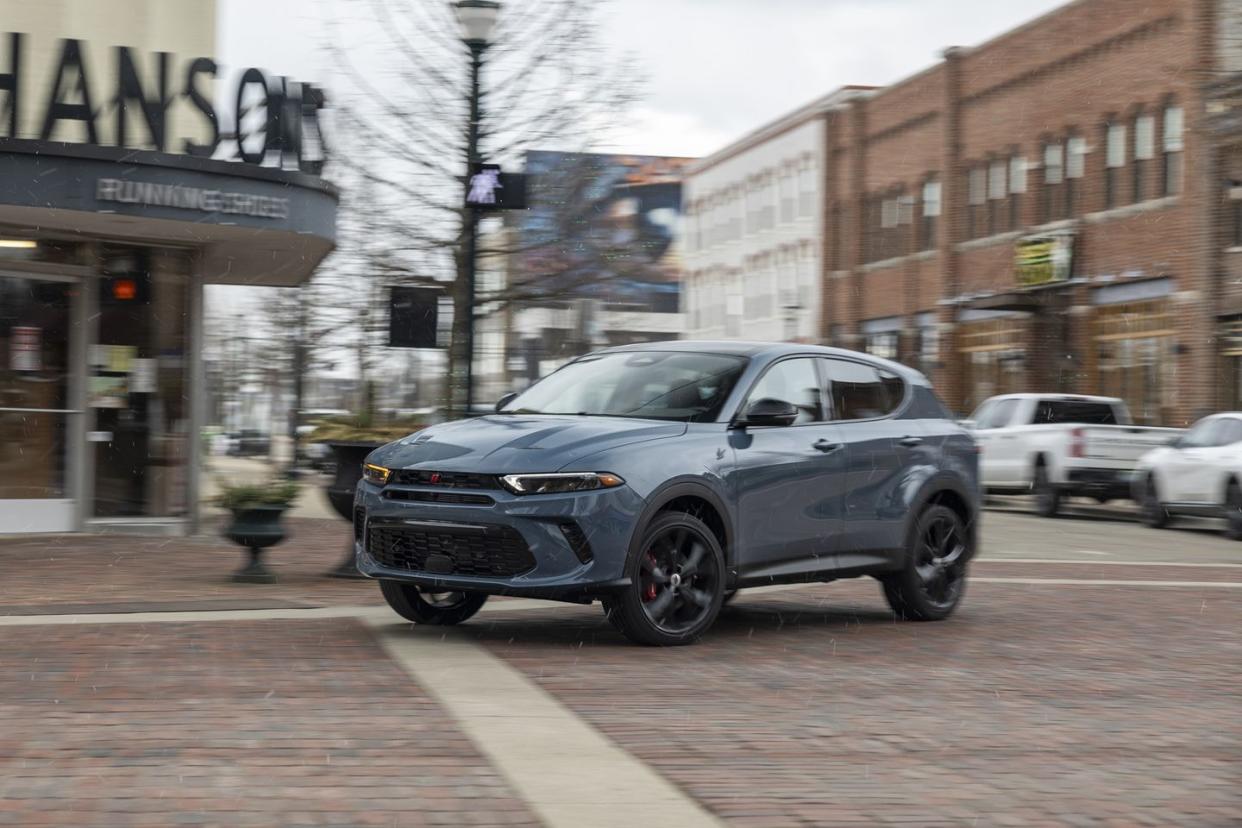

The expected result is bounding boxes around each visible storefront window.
[1093,300,1173,425]
[865,330,899,361]
[958,314,1029,410]
[0,276,74,500]
[90,248,191,518]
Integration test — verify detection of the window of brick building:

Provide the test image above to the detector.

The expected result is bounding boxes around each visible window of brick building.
[921,177,941,250]
[1065,135,1086,217]
[988,158,1007,234]
[1105,121,1127,209]
[1163,104,1184,197]
[1008,155,1026,229]
[1042,141,1064,223]
[1134,113,1155,203]
[967,166,986,238]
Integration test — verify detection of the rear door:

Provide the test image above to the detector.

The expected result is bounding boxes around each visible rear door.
[730,357,846,572]
[821,357,918,566]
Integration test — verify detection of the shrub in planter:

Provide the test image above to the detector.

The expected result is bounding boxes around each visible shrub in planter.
[216,481,300,584]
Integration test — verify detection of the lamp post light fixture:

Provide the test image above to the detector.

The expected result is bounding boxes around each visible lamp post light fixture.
[454,0,500,415]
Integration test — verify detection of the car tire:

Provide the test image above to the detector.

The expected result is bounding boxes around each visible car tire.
[604,511,726,646]
[1224,481,1242,541]
[379,581,488,626]
[1140,475,1171,529]
[1032,463,1061,518]
[882,504,970,622]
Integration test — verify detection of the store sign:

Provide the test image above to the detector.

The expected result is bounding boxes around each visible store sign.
[95,177,291,219]
[0,32,328,174]
[1015,231,1074,287]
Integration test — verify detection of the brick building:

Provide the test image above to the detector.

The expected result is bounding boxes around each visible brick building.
[821,0,1242,424]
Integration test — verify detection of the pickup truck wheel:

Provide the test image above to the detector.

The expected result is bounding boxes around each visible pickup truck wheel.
[1140,475,1170,529]
[380,581,488,626]
[882,504,969,621]
[1032,464,1061,518]
[1224,482,1242,541]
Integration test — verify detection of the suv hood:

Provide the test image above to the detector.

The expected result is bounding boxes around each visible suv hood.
[367,415,687,474]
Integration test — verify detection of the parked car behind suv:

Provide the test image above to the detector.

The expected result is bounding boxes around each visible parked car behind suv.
[354,342,980,646]
[1135,412,1242,538]
[967,393,1181,516]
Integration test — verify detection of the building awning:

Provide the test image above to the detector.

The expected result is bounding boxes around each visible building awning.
[0,139,337,286]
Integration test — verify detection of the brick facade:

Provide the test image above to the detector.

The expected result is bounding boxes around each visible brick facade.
[821,0,1241,424]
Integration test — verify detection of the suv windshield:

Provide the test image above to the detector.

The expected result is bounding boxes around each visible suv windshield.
[500,351,748,422]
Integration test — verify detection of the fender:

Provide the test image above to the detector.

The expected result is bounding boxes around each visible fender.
[625,477,735,570]
[902,472,981,561]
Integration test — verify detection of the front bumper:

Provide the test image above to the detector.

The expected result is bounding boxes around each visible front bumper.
[352,478,645,600]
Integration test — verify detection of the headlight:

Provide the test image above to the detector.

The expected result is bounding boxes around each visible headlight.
[499,472,624,495]
[362,463,391,485]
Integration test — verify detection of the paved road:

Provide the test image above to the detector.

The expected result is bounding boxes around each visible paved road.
[3,502,1240,826]
[980,496,1242,564]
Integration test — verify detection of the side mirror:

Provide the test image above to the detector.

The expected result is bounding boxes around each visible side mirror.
[495,392,519,413]
[740,397,799,428]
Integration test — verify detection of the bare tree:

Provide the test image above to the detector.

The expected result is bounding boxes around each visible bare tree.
[325,0,643,416]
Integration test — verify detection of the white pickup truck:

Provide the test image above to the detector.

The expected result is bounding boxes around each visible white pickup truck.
[966,393,1183,517]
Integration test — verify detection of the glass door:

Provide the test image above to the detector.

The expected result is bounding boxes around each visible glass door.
[0,273,81,533]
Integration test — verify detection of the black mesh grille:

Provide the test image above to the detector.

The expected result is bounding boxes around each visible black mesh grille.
[388,470,498,489]
[367,522,535,577]
[558,521,593,564]
[353,505,366,541]
[383,490,495,506]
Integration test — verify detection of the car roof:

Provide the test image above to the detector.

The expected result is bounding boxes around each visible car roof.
[590,339,918,373]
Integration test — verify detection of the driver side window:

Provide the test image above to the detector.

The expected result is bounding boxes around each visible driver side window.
[743,358,823,424]
[1180,417,1221,448]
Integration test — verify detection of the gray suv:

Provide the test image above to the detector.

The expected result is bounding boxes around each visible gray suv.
[354,342,980,645]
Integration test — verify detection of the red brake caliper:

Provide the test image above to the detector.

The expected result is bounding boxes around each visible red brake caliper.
[643,553,659,602]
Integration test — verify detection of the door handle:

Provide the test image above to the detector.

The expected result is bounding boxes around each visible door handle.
[899,436,924,448]
[813,439,843,453]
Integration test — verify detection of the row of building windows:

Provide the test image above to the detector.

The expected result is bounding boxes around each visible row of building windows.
[854,103,1184,262]
[686,161,817,252]
[686,252,818,330]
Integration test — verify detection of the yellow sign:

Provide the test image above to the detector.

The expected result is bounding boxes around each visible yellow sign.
[1015,233,1073,287]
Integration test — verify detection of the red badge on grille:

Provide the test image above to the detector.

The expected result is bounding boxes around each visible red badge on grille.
[429,472,441,485]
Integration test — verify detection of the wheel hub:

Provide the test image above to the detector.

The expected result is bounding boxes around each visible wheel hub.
[670,572,682,588]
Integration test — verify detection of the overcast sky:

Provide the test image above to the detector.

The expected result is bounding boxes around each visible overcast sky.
[220,0,1069,159]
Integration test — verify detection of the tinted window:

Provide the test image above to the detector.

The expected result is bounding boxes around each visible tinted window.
[907,385,952,419]
[823,358,905,420]
[1181,417,1222,448]
[1033,400,1118,425]
[1217,418,1242,446]
[977,398,1019,429]
[743,358,824,424]
[502,351,747,422]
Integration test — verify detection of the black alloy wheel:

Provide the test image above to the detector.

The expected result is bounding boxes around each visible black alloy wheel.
[1141,475,1171,529]
[883,504,970,621]
[605,511,725,646]
[380,581,488,625]
[1224,482,1242,541]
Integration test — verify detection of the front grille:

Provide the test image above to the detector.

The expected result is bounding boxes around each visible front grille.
[353,505,366,541]
[388,469,498,489]
[367,522,535,577]
[383,489,495,506]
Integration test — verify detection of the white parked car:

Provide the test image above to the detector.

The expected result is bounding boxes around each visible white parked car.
[967,393,1183,517]
[1133,412,1242,538]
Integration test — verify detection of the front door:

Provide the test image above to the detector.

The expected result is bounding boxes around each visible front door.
[729,356,845,573]
[0,272,81,533]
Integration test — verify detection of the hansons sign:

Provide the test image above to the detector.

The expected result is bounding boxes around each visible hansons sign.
[95,178,290,220]
[0,32,327,174]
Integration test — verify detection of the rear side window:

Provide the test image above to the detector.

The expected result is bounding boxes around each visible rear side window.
[822,358,905,420]
[1033,400,1118,425]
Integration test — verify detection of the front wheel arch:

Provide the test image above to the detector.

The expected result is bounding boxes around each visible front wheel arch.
[628,479,735,569]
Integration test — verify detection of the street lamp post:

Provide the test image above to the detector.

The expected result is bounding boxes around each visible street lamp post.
[454,0,500,416]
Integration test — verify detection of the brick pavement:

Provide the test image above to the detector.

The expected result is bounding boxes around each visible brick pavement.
[0,518,380,614]
[0,618,539,827]
[462,576,1242,827]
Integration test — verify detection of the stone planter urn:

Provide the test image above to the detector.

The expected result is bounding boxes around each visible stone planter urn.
[324,440,384,578]
[224,505,288,584]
